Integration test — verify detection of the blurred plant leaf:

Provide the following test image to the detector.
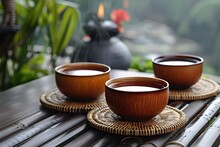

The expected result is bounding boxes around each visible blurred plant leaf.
[130,56,153,72]
[57,8,78,54]
[190,0,220,25]
[28,53,45,65]
[46,0,79,56]
[15,2,28,18]
[9,53,48,88]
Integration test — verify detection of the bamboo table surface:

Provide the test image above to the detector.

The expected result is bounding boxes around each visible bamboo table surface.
[0,69,220,147]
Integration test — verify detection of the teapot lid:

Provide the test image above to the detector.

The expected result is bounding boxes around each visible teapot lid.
[83,13,119,41]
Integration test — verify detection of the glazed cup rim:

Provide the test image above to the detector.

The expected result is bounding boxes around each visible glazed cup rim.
[152,54,204,67]
[105,76,169,93]
[55,62,111,77]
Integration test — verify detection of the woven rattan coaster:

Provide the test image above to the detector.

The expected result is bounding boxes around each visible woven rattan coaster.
[40,90,107,113]
[169,78,219,101]
[87,105,186,136]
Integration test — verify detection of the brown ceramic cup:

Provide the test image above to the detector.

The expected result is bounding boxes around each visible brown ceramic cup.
[152,54,203,89]
[105,77,169,121]
[55,62,111,101]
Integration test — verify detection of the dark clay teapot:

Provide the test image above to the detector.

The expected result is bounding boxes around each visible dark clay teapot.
[72,13,131,70]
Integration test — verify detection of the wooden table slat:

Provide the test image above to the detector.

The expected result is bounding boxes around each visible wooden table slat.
[191,114,220,146]
[63,128,104,147]
[165,97,220,147]
[0,113,67,146]
[91,134,125,147]
[19,114,86,147]
[0,110,54,140]
[42,123,87,147]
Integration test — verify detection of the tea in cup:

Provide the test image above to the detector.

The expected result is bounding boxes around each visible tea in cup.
[152,54,203,89]
[55,62,111,101]
[105,77,169,121]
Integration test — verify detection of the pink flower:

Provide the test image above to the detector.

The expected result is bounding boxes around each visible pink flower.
[111,9,130,32]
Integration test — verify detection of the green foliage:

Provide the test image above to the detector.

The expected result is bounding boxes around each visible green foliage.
[212,28,220,73]
[0,0,79,90]
[43,0,80,67]
[130,56,153,73]
[152,0,188,23]
[9,53,48,87]
[190,0,220,24]
[177,0,220,35]
[203,62,216,75]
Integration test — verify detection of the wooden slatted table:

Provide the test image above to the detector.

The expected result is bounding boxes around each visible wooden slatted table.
[0,69,220,147]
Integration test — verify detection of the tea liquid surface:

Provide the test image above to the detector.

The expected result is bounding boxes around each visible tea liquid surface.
[65,70,103,76]
[114,86,159,92]
[159,60,194,66]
